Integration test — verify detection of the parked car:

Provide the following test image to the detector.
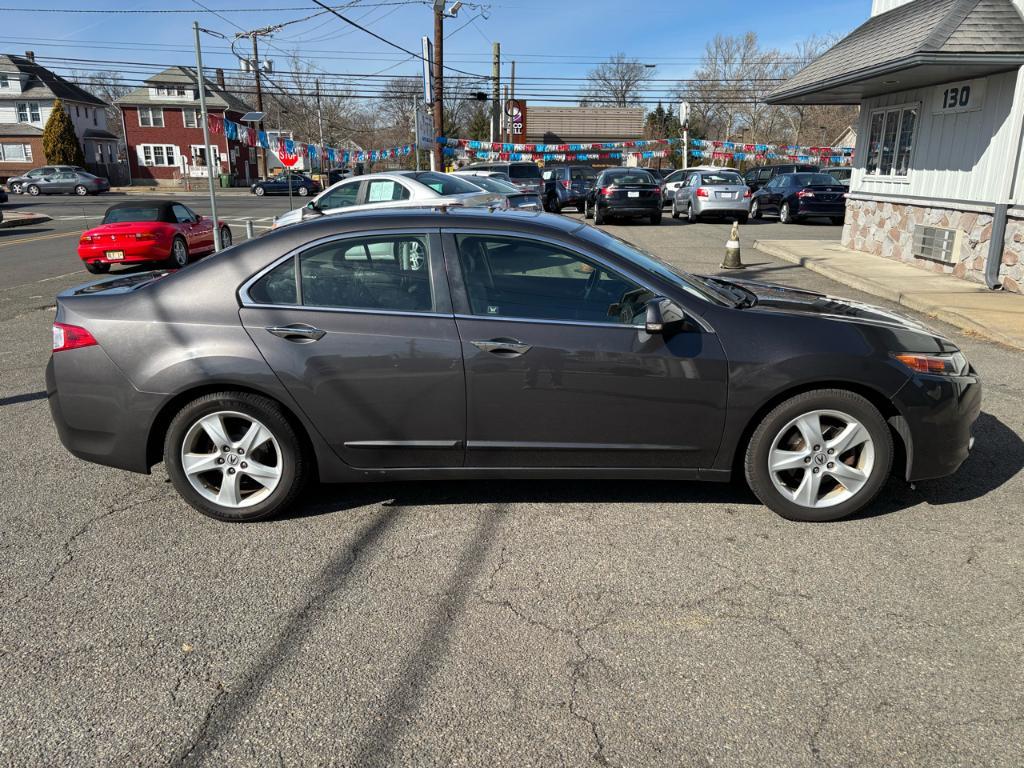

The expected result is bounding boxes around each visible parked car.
[584,168,662,225]
[326,168,355,185]
[744,163,819,193]
[662,166,727,206]
[672,168,751,223]
[541,164,597,213]
[453,171,542,210]
[750,173,847,225]
[47,207,981,524]
[77,200,232,274]
[272,171,501,229]
[6,165,87,194]
[23,170,109,196]
[821,166,852,187]
[251,173,322,197]
[462,161,545,197]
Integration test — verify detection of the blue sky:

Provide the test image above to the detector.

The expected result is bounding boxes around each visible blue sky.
[4,0,871,103]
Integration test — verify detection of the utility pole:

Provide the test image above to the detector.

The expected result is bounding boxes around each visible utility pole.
[490,42,500,143]
[510,60,516,143]
[193,21,221,251]
[316,78,325,179]
[503,85,509,143]
[432,1,444,172]
[252,32,266,180]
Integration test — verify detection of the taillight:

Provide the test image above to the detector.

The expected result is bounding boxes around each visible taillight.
[599,186,612,196]
[561,180,571,189]
[80,234,93,244]
[797,190,816,199]
[52,322,98,353]
[743,188,752,198]
[135,232,157,241]
[695,187,709,198]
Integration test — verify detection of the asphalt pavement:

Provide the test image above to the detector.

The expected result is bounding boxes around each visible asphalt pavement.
[1,194,1021,767]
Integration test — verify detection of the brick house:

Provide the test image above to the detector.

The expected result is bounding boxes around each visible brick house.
[0,52,120,183]
[116,66,256,186]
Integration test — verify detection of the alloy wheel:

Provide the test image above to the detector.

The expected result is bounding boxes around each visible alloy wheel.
[180,411,283,509]
[220,228,231,247]
[172,239,188,267]
[75,185,88,196]
[767,409,875,509]
[27,185,39,196]
[780,202,791,224]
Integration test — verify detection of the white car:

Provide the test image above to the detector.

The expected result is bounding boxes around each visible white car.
[272,171,501,229]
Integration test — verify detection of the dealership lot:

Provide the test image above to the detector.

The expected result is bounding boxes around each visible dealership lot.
[2,196,1022,766]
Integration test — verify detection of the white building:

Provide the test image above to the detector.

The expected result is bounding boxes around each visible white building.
[768,0,1024,293]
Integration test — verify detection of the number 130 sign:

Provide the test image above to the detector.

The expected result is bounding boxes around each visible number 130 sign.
[933,79,986,115]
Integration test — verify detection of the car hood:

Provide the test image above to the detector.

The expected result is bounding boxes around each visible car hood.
[717,277,946,336]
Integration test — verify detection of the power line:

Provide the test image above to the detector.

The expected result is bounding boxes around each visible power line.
[0,1,436,11]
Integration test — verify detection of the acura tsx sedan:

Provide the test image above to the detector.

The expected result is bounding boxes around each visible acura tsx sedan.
[46,208,980,523]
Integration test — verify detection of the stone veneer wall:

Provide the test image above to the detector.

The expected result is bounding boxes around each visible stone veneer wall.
[842,198,1023,293]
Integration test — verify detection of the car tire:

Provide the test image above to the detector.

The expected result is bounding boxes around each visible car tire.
[169,236,189,268]
[74,185,88,196]
[219,226,232,248]
[583,199,593,220]
[744,389,893,522]
[738,214,749,225]
[831,217,845,226]
[780,202,794,224]
[12,183,22,194]
[671,200,680,219]
[27,184,40,196]
[750,199,762,220]
[650,210,662,225]
[85,262,110,274]
[254,186,265,197]
[594,204,605,225]
[298,186,309,197]
[163,391,309,522]
[687,204,698,224]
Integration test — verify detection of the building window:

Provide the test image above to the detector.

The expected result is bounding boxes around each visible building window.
[75,105,80,117]
[190,144,221,167]
[138,106,164,128]
[0,74,8,88]
[0,143,31,161]
[865,105,918,178]
[16,102,40,124]
[183,108,199,128]
[139,143,178,166]
[93,109,98,126]
[155,85,189,98]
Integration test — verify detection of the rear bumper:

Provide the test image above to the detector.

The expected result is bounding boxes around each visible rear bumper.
[694,198,751,215]
[598,198,660,215]
[892,371,982,481]
[795,201,845,217]
[78,242,171,264]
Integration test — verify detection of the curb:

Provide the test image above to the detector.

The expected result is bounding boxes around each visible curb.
[108,188,252,197]
[0,213,53,229]
[753,239,1024,351]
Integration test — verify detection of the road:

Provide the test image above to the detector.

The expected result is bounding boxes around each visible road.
[1,193,1022,767]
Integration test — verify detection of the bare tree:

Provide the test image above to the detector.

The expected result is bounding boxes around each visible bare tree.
[72,70,133,142]
[580,53,653,107]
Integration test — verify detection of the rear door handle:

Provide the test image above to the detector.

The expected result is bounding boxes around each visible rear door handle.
[471,338,532,356]
[266,324,326,342]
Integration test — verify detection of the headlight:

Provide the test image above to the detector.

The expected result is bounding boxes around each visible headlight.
[891,351,967,375]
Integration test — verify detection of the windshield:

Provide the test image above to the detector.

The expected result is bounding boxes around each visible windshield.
[792,173,840,186]
[102,206,162,223]
[699,172,742,186]
[409,172,482,195]
[604,170,655,185]
[508,164,541,179]
[462,175,519,194]
[578,226,735,306]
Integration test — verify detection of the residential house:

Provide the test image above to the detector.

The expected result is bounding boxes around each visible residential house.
[767,0,1024,293]
[116,66,257,186]
[0,51,120,183]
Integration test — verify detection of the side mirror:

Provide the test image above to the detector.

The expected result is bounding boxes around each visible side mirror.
[300,202,322,220]
[195,214,204,222]
[645,301,666,334]
[645,297,687,335]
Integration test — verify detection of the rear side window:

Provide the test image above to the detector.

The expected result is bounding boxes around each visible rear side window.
[248,258,297,305]
[412,172,480,195]
[508,164,541,179]
[365,179,411,202]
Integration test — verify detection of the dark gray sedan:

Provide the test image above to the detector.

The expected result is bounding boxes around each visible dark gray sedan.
[24,170,110,196]
[47,208,980,523]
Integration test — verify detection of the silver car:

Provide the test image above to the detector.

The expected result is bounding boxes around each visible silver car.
[22,169,109,196]
[452,170,542,211]
[671,169,750,223]
[273,171,500,229]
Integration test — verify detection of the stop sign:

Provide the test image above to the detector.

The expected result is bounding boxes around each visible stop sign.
[277,150,300,168]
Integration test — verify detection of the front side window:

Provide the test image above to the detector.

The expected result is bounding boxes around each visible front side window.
[455,234,650,325]
[299,235,432,312]
[319,181,361,209]
[172,204,194,223]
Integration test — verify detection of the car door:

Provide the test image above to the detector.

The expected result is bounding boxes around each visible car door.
[759,177,781,213]
[239,230,465,468]
[443,230,728,469]
[359,177,414,210]
[48,171,75,193]
[186,204,214,251]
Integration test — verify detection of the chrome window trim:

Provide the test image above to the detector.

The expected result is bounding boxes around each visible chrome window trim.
[244,302,451,320]
[455,313,645,331]
[238,228,440,311]
[442,227,716,333]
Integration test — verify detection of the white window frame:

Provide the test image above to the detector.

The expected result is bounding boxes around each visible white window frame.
[138,106,164,128]
[0,74,9,88]
[182,108,199,128]
[190,144,221,168]
[863,101,919,183]
[16,101,40,124]
[156,85,189,98]
[138,143,178,167]
[0,143,32,162]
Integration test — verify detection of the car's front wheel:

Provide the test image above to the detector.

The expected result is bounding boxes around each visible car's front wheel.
[745,389,893,522]
[26,184,40,196]
[170,236,189,268]
[164,392,308,522]
[254,186,265,196]
[74,184,88,196]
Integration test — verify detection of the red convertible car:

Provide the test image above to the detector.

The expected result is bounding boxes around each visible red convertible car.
[78,200,232,274]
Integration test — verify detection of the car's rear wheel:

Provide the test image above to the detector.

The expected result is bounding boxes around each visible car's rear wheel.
[687,203,698,223]
[254,186,265,196]
[170,236,189,268]
[27,184,40,196]
[220,226,232,248]
[745,389,893,522]
[750,199,762,220]
[85,262,110,274]
[671,200,680,219]
[164,392,308,522]
[298,186,309,197]
[583,199,593,219]
[780,202,794,224]
[74,185,88,196]
[594,204,605,225]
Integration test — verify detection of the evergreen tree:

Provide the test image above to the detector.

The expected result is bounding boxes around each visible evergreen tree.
[466,103,491,141]
[42,99,85,166]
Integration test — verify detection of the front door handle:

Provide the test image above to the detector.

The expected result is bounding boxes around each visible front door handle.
[266,324,326,342]
[471,338,532,356]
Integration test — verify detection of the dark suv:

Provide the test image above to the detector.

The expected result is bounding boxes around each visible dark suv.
[541,164,598,212]
[463,161,544,197]
[744,164,819,192]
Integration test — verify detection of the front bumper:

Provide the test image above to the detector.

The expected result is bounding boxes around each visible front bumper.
[891,370,982,481]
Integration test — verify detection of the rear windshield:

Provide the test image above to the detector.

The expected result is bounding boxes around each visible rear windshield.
[604,170,655,185]
[791,173,840,186]
[699,172,742,186]
[508,164,541,179]
[572,167,597,180]
[103,206,163,223]
[410,172,482,195]
[462,175,519,194]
